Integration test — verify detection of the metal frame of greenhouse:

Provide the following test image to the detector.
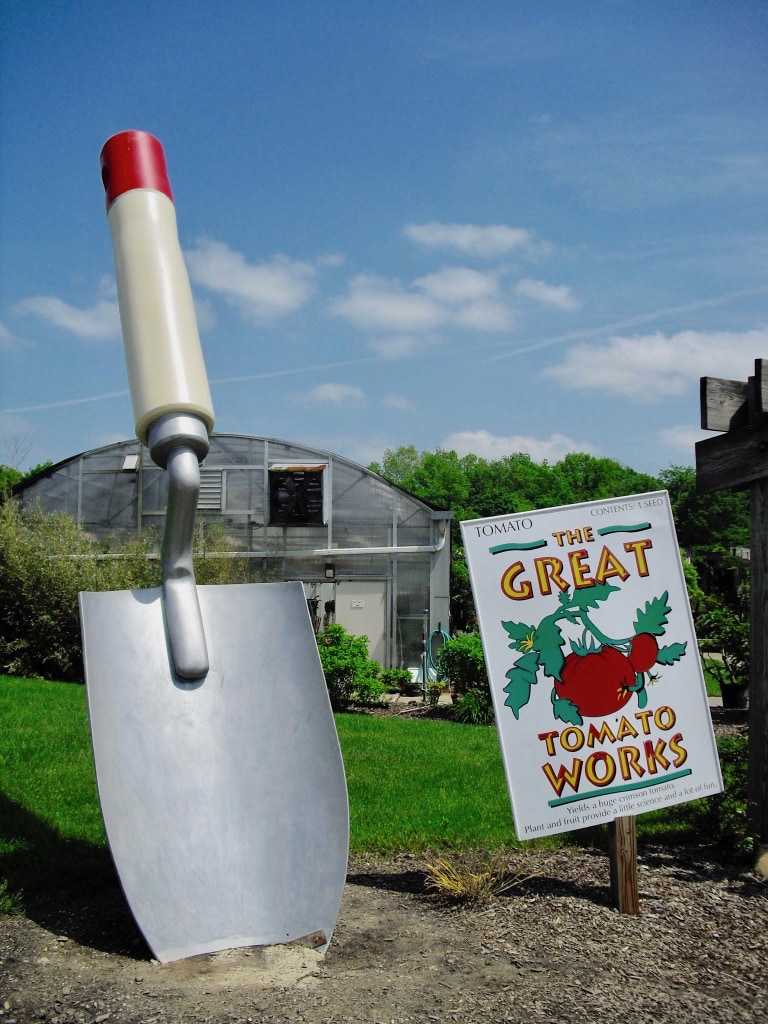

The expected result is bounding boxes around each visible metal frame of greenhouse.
[15,434,452,671]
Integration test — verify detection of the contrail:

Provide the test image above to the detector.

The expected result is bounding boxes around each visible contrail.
[483,286,768,363]
[2,390,129,413]
[1,356,384,414]
[210,355,382,385]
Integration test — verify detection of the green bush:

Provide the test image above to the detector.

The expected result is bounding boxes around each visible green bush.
[437,632,489,696]
[380,667,414,693]
[698,605,749,689]
[315,623,386,709]
[0,502,104,681]
[669,734,754,855]
[451,688,495,725]
[437,632,495,724]
[0,501,252,683]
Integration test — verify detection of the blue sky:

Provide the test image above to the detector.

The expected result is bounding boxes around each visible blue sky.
[1,1,767,478]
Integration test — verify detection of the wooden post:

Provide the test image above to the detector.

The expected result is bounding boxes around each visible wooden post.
[749,479,768,840]
[608,816,640,914]
[696,359,768,844]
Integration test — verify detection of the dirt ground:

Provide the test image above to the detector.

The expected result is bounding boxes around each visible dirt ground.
[2,844,767,1024]
[2,711,766,1024]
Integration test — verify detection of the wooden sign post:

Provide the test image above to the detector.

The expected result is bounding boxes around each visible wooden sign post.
[696,358,768,846]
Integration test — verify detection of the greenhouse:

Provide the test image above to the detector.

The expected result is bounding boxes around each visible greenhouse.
[15,434,452,671]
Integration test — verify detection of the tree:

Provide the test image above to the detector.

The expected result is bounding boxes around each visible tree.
[659,465,749,550]
[555,452,660,504]
[371,446,470,511]
[0,465,22,496]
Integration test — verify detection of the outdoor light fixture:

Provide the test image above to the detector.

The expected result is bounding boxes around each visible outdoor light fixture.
[325,561,335,579]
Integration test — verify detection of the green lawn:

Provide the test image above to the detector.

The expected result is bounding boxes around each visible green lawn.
[337,714,518,852]
[0,675,744,902]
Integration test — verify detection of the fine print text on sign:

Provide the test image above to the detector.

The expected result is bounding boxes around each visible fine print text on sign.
[461,492,723,840]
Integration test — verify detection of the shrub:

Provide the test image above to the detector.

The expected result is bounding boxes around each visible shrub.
[0,501,252,683]
[0,501,101,681]
[436,632,489,696]
[670,734,754,855]
[698,605,749,689]
[380,667,414,693]
[451,688,495,725]
[315,623,386,709]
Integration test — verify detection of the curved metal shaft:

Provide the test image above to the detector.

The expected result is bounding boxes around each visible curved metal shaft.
[161,445,209,679]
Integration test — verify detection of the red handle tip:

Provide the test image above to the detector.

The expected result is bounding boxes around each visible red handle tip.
[100,131,173,208]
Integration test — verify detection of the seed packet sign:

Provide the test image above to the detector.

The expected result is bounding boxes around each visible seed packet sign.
[461,491,723,840]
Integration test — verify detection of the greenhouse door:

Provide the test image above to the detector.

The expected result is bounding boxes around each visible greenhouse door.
[335,581,387,666]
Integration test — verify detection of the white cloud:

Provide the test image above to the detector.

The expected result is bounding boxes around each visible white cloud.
[515,277,581,310]
[317,251,345,267]
[368,334,425,358]
[443,429,598,462]
[0,320,34,353]
[657,424,708,452]
[193,297,216,331]
[404,222,534,259]
[533,111,768,213]
[185,238,316,320]
[381,393,414,411]
[414,267,499,304]
[15,296,120,340]
[329,269,513,337]
[455,300,513,331]
[543,328,766,401]
[328,274,446,332]
[307,382,365,404]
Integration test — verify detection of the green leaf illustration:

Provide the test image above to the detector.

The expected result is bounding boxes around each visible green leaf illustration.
[502,619,536,650]
[656,641,687,665]
[567,581,621,611]
[503,651,539,719]
[552,695,582,726]
[570,634,600,657]
[633,592,671,636]
[534,616,566,680]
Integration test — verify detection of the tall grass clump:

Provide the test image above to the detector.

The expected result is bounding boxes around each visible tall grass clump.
[424,852,539,902]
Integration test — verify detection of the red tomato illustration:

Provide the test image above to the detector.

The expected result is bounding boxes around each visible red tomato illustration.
[628,632,659,674]
[554,647,635,718]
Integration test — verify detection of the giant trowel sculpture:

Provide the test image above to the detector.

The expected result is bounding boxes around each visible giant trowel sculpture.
[79,131,349,963]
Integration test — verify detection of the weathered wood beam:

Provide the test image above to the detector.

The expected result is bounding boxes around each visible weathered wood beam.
[700,376,749,432]
[695,422,768,493]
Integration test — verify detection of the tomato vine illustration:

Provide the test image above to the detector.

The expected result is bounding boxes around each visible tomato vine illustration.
[501,583,687,725]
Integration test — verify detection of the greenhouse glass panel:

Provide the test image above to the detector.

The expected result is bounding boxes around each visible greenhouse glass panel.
[331,462,393,527]
[205,435,263,466]
[80,470,138,529]
[140,465,168,510]
[223,469,265,515]
[24,463,81,520]
[333,524,392,549]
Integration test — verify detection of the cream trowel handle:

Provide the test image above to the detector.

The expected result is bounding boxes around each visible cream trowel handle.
[100,131,212,680]
[100,131,214,454]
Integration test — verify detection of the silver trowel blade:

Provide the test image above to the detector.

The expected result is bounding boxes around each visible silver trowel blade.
[79,581,349,962]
